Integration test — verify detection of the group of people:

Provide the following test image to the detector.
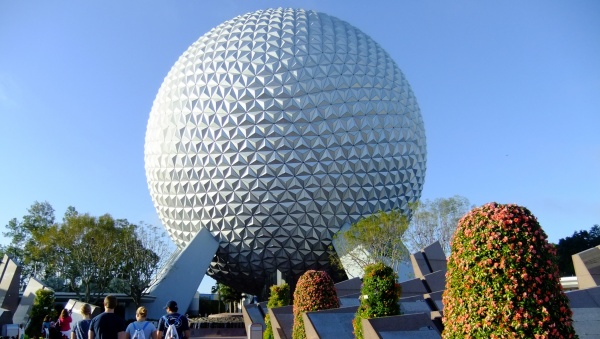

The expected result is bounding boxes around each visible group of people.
[43,296,190,339]
[42,309,73,339]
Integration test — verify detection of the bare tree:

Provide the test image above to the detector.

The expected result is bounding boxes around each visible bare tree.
[402,195,471,255]
[119,221,174,306]
[334,209,409,277]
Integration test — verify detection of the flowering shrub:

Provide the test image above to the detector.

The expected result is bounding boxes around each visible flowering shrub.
[353,262,401,339]
[264,283,290,339]
[292,270,340,339]
[442,203,578,339]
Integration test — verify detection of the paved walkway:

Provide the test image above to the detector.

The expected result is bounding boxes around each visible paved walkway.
[189,328,247,338]
[192,336,245,339]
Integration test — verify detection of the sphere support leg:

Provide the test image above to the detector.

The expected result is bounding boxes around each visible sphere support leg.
[143,227,219,316]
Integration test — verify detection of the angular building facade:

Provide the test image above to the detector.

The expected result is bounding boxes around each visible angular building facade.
[145,8,427,294]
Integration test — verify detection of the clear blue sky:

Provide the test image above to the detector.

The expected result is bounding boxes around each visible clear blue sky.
[1,1,599,292]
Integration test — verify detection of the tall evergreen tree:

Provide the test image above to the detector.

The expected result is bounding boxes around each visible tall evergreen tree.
[555,224,600,276]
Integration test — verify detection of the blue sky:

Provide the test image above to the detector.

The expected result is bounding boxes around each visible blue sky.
[1,1,599,292]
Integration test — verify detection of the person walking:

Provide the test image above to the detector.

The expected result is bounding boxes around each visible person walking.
[157,301,190,339]
[57,309,72,338]
[88,295,126,339]
[42,316,52,339]
[71,304,92,339]
[125,306,157,339]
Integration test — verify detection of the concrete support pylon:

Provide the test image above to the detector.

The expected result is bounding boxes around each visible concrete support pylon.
[143,227,219,317]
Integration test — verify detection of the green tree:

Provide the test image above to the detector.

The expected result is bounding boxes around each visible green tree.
[25,289,56,337]
[403,195,471,255]
[3,202,172,304]
[353,263,401,339]
[1,201,56,288]
[216,283,242,312]
[334,209,409,277]
[555,224,600,276]
[38,212,132,303]
[264,283,290,339]
[292,270,339,339]
[442,203,578,338]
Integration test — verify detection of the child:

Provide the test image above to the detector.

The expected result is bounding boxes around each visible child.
[42,315,52,339]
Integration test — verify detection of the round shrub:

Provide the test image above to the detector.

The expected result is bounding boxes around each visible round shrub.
[264,283,290,339]
[353,262,401,339]
[442,203,578,338]
[292,270,340,339]
[26,289,56,337]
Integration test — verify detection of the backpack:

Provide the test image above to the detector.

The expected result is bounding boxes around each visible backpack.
[163,315,182,339]
[132,322,149,339]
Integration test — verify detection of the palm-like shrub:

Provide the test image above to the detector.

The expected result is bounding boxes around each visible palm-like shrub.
[353,262,401,339]
[292,270,340,339]
[264,283,290,339]
[443,203,578,338]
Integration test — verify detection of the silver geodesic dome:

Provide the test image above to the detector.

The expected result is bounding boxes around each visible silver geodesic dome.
[144,8,426,293]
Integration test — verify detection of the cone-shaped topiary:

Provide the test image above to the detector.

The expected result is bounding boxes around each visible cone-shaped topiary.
[292,270,340,339]
[353,262,401,339]
[442,203,578,338]
[264,283,291,339]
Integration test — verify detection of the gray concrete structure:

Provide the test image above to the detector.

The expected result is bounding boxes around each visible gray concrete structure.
[338,294,361,308]
[242,302,266,332]
[143,227,219,317]
[0,255,21,330]
[0,255,20,314]
[410,241,447,279]
[303,306,358,339]
[426,291,444,313]
[361,313,441,339]
[268,305,293,339]
[573,245,600,290]
[566,286,600,338]
[12,277,46,326]
[334,277,362,297]
[399,295,432,315]
[422,242,447,273]
[399,277,429,298]
[421,270,446,293]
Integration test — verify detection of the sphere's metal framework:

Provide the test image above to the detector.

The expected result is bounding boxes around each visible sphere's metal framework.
[145,8,427,293]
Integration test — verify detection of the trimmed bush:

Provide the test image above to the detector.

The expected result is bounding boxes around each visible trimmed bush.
[26,289,56,337]
[353,262,401,339]
[264,283,290,339]
[442,203,578,338]
[292,270,340,339]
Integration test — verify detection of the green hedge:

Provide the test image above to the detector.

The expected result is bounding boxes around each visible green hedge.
[26,289,56,338]
[264,283,290,339]
[353,262,401,339]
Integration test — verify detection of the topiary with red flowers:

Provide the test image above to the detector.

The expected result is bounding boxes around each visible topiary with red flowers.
[353,262,402,339]
[442,203,578,339]
[292,270,340,339]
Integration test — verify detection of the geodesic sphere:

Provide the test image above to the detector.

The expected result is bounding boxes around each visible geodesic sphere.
[144,8,427,293]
